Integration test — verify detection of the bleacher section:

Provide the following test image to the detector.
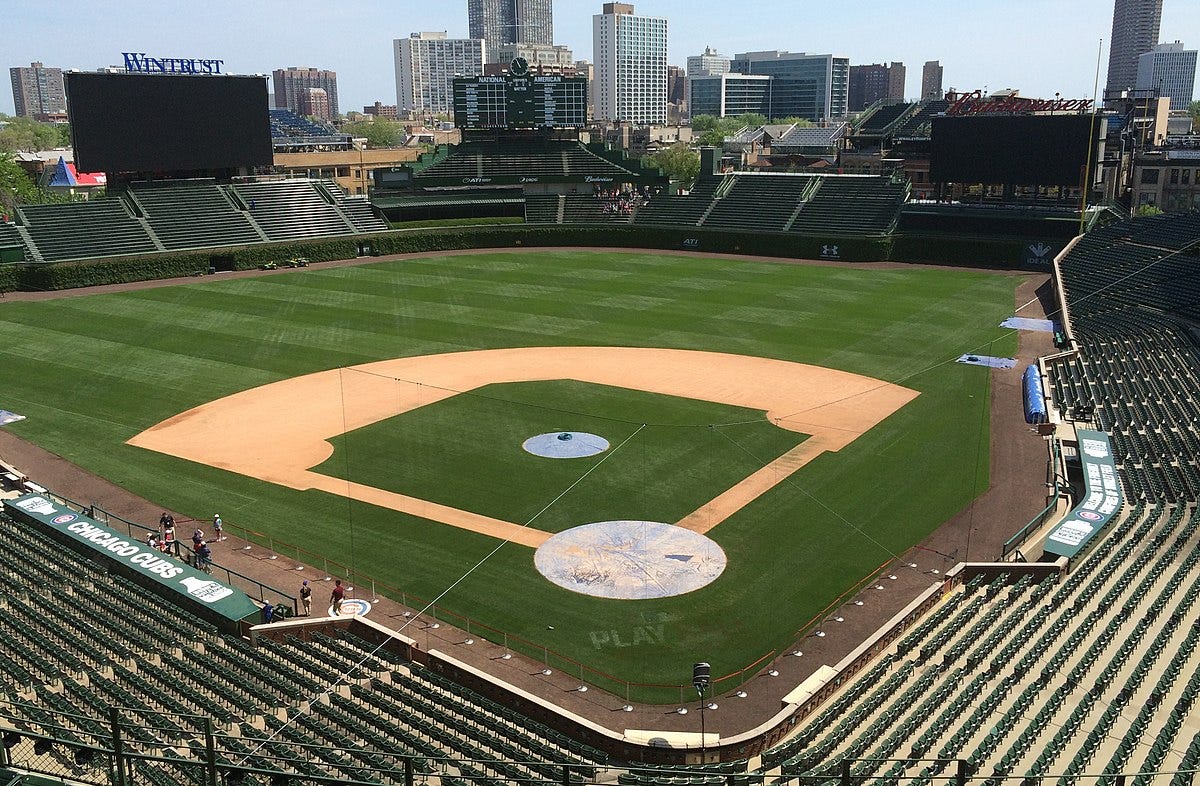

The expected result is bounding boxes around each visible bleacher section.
[560,194,635,224]
[231,180,355,241]
[412,142,646,183]
[763,505,1200,782]
[789,176,909,235]
[632,181,720,227]
[855,102,915,135]
[0,222,26,263]
[316,179,389,233]
[700,175,811,232]
[0,512,607,785]
[130,181,263,250]
[17,200,159,262]
[895,99,950,137]
[1048,215,1200,504]
[523,194,560,224]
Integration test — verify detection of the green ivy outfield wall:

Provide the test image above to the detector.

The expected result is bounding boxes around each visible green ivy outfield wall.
[1,223,1052,293]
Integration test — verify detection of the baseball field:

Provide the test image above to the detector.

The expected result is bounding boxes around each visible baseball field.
[0,249,1018,698]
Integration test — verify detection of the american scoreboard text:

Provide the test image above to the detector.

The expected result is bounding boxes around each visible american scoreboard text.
[453,74,588,129]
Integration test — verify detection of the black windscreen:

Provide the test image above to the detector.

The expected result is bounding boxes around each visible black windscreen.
[930,115,1094,187]
[65,72,272,172]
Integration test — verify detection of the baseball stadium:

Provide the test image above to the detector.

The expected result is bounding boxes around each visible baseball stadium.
[0,67,1198,786]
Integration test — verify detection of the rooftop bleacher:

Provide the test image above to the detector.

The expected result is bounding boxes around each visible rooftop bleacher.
[17,200,159,262]
[130,181,263,251]
[855,102,916,135]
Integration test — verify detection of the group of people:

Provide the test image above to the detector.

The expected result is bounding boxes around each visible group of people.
[592,185,641,216]
[145,510,350,619]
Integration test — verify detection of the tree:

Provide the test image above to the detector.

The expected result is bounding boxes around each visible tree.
[1190,100,1200,132]
[340,118,405,148]
[645,142,700,184]
[0,152,41,215]
[1135,204,1164,217]
[0,115,62,153]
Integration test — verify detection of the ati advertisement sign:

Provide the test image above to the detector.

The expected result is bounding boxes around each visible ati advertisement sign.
[3,494,259,621]
[1044,430,1123,559]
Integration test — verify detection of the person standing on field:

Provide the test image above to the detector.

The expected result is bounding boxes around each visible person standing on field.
[213,513,224,541]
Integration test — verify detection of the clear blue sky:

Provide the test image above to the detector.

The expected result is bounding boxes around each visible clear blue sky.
[3,0,1198,115]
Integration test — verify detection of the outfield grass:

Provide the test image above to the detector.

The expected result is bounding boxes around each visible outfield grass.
[315,379,806,533]
[0,250,1017,700]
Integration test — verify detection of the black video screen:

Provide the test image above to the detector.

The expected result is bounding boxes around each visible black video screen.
[930,115,1094,186]
[65,72,272,173]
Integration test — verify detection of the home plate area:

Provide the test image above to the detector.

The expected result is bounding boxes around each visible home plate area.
[534,520,727,600]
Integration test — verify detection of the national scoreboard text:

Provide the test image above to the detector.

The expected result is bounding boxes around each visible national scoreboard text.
[453,73,588,129]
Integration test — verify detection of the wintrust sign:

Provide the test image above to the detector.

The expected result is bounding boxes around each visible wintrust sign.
[122,52,225,74]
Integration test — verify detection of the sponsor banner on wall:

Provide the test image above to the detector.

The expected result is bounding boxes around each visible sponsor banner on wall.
[1044,430,1122,558]
[4,493,259,621]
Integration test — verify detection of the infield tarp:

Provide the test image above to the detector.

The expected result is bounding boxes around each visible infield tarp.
[4,493,259,623]
[1043,430,1122,559]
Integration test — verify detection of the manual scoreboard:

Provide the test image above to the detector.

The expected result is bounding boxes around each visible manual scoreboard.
[453,58,587,129]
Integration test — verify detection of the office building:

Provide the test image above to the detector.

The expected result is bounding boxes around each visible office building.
[729,50,849,121]
[363,102,399,119]
[593,3,668,125]
[273,67,339,120]
[921,60,943,99]
[1136,41,1198,110]
[848,62,906,111]
[394,33,485,116]
[689,73,771,117]
[468,0,553,59]
[687,46,730,78]
[10,61,67,119]
[492,42,574,70]
[1106,0,1163,95]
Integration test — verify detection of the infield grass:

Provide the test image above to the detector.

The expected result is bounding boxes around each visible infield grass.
[0,250,1018,700]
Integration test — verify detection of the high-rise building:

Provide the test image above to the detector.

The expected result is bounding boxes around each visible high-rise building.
[593,3,668,125]
[394,32,485,116]
[10,61,67,119]
[468,0,553,60]
[1136,41,1198,110]
[687,46,730,78]
[729,50,849,121]
[848,62,906,111]
[921,60,944,99]
[492,42,574,71]
[1106,0,1163,96]
[667,65,688,123]
[272,67,339,120]
[297,88,331,121]
[689,73,772,118]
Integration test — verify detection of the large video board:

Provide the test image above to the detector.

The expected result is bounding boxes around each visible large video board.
[930,115,1095,187]
[65,72,272,173]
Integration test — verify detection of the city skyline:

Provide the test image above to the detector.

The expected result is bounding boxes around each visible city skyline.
[3,0,1199,118]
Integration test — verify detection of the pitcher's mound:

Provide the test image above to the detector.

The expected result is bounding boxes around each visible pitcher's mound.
[522,431,610,459]
[534,520,726,599]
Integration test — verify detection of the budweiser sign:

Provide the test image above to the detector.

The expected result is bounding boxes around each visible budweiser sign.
[946,90,1092,116]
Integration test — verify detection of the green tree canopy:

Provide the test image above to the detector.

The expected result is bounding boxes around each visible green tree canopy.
[644,142,700,185]
[0,115,64,153]
[1190,100,1199,131]
[689,113,781,145]
[340,118,405,148]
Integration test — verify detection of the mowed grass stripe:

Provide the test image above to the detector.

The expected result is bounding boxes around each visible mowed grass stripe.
[0,251,1020,696]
